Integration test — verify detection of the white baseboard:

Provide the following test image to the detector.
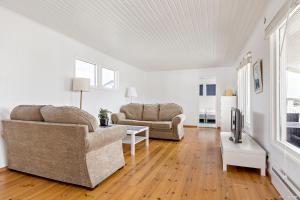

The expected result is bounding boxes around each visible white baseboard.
[271,168,299,200]
[198,123,217,128]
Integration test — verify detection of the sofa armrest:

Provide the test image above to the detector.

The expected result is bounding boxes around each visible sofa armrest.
[172,114,186,126]
[111,113,126,124]
[172,114,186,140]
[86,125,127,152]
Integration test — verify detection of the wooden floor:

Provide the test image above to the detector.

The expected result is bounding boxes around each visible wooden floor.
[0,128,280,200]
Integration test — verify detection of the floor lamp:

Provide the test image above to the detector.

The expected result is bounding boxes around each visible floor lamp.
[126,87,138,103]
[72,78,90,109]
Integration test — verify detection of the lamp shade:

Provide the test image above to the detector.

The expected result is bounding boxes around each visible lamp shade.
[126,87,138,98]
[72,78,90,92]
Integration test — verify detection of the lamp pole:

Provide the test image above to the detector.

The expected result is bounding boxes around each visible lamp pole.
[80,90,83,109]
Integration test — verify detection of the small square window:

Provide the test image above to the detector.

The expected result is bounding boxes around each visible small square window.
[206,84,216,96]
[199,84,203,96]
[75,60,97,87]
[102,68,118,89]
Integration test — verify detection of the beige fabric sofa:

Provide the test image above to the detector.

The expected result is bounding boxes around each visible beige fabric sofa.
[2,105,126,188]
[111,103,185,140]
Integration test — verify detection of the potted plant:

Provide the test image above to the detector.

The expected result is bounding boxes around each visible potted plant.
[98,108,111,126]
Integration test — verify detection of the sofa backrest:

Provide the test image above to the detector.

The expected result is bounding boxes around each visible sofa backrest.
[10,105,45,122]
[159,103,183,121]
[120,103,183,121]
[40,106,98,132]
[143,104,159,121]
[120,103,143,120]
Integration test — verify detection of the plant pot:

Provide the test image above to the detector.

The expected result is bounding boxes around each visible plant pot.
[100,118,109,126]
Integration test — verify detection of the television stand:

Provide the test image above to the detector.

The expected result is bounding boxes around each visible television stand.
[220,132,266,176]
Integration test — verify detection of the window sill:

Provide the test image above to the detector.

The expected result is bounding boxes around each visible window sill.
[91,86,119,91]
[271,140,300,163]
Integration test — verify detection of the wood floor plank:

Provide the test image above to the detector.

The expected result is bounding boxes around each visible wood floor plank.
[0,128,280,200]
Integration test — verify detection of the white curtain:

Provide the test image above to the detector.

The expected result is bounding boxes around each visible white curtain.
[237,61,251,133]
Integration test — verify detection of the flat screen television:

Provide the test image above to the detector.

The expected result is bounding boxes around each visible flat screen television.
[230,107,243,143]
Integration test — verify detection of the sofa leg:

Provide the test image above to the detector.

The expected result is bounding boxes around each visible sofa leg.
[86,186,97,191]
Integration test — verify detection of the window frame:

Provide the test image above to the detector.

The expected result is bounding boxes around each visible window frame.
[75,59,98,88]
[270,13,300,160]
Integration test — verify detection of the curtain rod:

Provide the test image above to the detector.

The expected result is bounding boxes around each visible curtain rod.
[237,52,252,70]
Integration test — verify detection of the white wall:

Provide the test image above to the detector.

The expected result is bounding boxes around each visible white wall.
[0,6,147,168]
[144,68,237,125]
[235,0,300,192]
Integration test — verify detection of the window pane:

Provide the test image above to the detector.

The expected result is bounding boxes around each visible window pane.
[206,84,216,96]
[102,68,115,88]
[285,71,300,148]
[75,60,96,87]
[199,84,203,96]
[279,7,300,149]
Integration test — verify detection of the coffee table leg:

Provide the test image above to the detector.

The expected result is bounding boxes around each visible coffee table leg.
[145,129,149,147]
[131,134,135,155]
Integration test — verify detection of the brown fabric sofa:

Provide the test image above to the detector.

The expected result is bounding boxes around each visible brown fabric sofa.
[2,105,126,188]
[111,103,185,140]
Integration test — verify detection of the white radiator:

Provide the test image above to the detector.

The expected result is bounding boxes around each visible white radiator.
[271,167,300,200]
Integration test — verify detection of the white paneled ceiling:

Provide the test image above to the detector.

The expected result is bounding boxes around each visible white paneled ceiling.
[0,0,268,71]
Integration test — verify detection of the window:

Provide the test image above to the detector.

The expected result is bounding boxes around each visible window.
[75,60,119,90]
[75,60,97,87]
[237,54,251,134]
[101,68,118,89]
[199,84,203,96]
[273,5,300,152]
[199,84,216,96]
[206,84,216,96]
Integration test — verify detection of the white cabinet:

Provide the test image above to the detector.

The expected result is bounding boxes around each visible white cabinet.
[220,96,237,132]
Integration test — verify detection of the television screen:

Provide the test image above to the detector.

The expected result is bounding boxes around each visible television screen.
[231,110,236,131]
[231,107,243,143]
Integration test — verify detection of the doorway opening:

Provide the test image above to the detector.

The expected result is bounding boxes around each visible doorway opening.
[198,77,217,128]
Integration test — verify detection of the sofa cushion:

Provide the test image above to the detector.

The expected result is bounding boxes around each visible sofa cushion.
[10,105,45,121]
[159,103,183,121]
[143,104,159,121]
[117,119,172,130]
[118,119,152,127]
[120,103,143,120]
[151,121,172,130]
[41,106,98,132]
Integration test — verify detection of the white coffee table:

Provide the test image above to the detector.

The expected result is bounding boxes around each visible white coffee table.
[122,125,149,155]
